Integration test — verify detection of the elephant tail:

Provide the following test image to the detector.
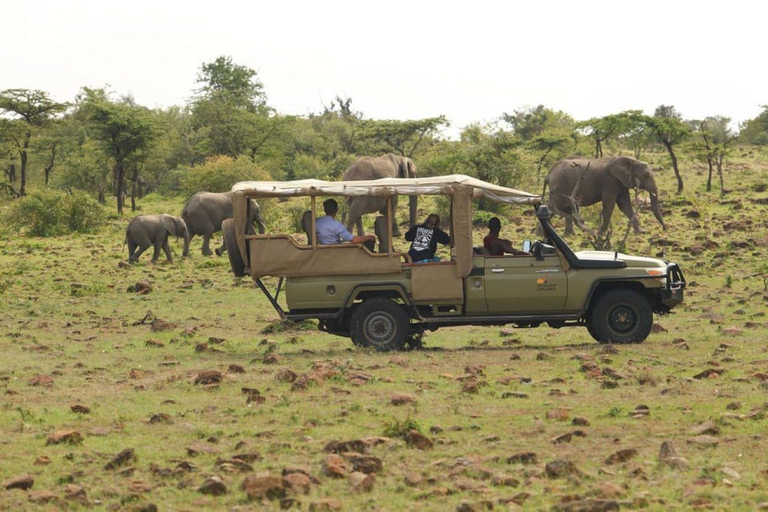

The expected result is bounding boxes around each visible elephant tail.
[541,177,550,201]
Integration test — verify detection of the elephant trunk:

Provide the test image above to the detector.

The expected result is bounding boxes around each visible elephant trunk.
[650,192,666,230]
[182,227,191,257]
[409,195,417,228]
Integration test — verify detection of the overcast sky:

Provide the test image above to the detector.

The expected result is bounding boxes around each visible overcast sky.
[2,0,764,137]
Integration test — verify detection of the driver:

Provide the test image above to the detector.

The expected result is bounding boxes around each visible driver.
[484,217,530,256]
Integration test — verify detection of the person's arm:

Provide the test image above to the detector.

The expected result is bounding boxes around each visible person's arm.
[435,228,451,245]
[404,225,418,242]
[334,222,355,244]
[351,234,376,244]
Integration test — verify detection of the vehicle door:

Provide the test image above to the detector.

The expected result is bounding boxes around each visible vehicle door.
[484,254,568,313]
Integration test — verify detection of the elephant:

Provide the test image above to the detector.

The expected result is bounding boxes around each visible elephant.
[182,191,266,256]
[544,156,666,235]
[342,153,418,236]
[125,214,190,263]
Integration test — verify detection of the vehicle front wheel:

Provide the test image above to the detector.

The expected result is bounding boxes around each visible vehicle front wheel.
[350,299,410,351]
[590,289,652,344]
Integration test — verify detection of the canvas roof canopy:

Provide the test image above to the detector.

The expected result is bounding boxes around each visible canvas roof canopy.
[231,174,541,205]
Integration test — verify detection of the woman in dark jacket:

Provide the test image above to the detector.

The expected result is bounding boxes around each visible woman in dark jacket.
[404,214,450,262]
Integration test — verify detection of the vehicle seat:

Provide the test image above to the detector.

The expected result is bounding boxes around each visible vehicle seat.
[473,246,490,256]
[301,210,314,245]
[374,215,388,253]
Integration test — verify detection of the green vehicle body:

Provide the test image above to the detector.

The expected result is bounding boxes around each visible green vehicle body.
[225,175,685,350]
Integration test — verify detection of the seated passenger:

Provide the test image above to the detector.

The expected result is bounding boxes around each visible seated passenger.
[405,213,451,263]
[316,199,376,250]
[484,217,530,256]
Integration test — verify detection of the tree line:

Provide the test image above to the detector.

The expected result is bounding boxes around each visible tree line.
[2,56,766,213]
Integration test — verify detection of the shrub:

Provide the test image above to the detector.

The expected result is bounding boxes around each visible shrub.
[178,155,271,195]
[7,189,105,237]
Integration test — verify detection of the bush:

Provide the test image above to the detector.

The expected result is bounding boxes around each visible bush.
[7,189,105,237]
[178,155,271,195]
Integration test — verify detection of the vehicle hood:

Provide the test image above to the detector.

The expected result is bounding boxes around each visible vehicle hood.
[575,251,666,269]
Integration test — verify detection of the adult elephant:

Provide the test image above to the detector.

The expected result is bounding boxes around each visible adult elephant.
[182,191,266,256]
[544,156,666,235]
[342,154,418,236]
[125,214,190,263]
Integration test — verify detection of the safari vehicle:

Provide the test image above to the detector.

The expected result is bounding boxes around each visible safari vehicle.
[223,175,685,351]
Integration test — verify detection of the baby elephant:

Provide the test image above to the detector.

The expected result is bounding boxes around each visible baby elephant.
[125,214,191,263]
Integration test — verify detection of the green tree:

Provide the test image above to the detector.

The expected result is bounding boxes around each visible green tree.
[358,116,448,158]
[640,106,690,193]
[577,112,638,159]
[78,88,159,213]
[693,117,738,195]
[501,105,574,142]
[0,89,67,195]
[739,105,768,145]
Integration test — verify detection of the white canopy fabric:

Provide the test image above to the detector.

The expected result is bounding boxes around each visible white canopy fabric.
[231,174,540,205]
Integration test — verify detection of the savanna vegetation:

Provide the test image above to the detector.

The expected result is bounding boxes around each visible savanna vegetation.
[2,56,768,510]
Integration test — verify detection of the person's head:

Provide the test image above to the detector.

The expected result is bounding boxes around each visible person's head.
[323,198,338,216]
[425,214,440,228]
[488,217,501,234]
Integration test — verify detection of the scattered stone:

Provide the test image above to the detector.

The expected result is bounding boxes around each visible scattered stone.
[405,430,433,450]
[241,475,286,501]
[105,448,136,470]
[405,472,423,486]
[148,413,173,425]
[228,364,245,374]
[322,454,348,478]
[34,456,52,465]
[536,352,551,361]
[185,443,220,456]
[194,370,222,385]
[572,417,590,426]
[502,392,529,399]
[198,476,227,496]
[208,336,226,345]
[722,467,740,480]
[507,451,537,465]
[726,401,742,411]
[29,374,54,387]
[263,354,281,364]
[46,430,83,445]
[687,435,720,447]
[70,404,90,414]
[546,408,570,421]
[391,393,416,405]
[552,432,573,444]
[554,498,619,511]
[545,459,581,478]
[63,484,87,503]
[465,365,485,375]
[4,474,34,490]
[145,339,164,348]
[651,323,667,333]
[630,405,650,418]
[605,448,638,465]
[27,490,58,504]
[601,381,619,389]
[283,472,312,494]
[133,280,153,294]
[309,499,342,511]
[721,327,743,336]
[348,471,376,492]
[690,420,720,436]
[150,318,176,332]
[351,455,383,474]
[276,369,298,383]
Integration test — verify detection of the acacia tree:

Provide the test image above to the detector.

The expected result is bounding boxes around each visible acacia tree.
[577,112,636,158]
[695,117,738,195]
[0,89,67,195]
[640,106,689,193]
[358,116,448,158]
[79,88,158,214]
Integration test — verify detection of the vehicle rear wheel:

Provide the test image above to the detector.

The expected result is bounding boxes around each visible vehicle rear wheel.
[222,219,246,277]
[590,289,652,344]
[350,299,410,351]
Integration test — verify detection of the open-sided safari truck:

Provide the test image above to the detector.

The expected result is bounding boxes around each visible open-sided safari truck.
[224,175,685,351]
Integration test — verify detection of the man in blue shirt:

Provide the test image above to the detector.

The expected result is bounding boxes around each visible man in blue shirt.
[316,199,376,248]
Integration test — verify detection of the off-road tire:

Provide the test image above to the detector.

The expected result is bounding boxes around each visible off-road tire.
[590,289,652,344]
[222,219,246,277]
[350,299,410,351]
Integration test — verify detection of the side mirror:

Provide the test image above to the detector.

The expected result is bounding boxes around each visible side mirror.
[522,240,531,253]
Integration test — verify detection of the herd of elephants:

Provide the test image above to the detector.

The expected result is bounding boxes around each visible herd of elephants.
[124,153,666,264]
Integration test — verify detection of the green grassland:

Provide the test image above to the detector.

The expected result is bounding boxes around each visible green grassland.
[2,151,768,511]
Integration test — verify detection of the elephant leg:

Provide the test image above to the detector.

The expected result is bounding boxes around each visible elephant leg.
[133,243,151,262]
[215,241,227,256]
[616,192,642,233]
[202,234,213,256]
[162,238,174,262]
[391,196,401,236]
[356,217,364,237]
[151,239,164,263]
[127,240,138,263]
[600,196,617,234]
[564,216,575,236]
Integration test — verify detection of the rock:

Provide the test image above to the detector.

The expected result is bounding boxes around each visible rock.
[34,456,52,465]
[70,404,90,414]
[553,432,573,444]
[651,323,667,333]
[726,401,742,410]
[554,498,619,511]
[105,448,136,470]
[351,455,383,474]
[605,448,638,465]
[309,499,342,511]
[465,365,485,375]
[198,476,227,495]
[64,484,87,503]
[283,472,312,494]
[545,459,581,478]
[507,451,537,465]
[185,442,220,456]
[572,417,590,426]
[145,339,164,348]
[721,327,743,336]
[263,354,281,364]
[148,413,173,425]
[241,475,286,501]
[29,374,54,387]
[348,471,376,492]
[690,420,719,436]
[722,467,740,480]
[405,429,433,450]
[546,408,570,421]
[194,370,222,385]
[275,369,298,383]
[46,430,83,445]
[4,474,34,490]
[391,393,416,405]
[502,392,529,399]
[405,472,423,486]
[322,454,348,478]
[687,435,720,447]
[150,318,176,332]
[27,490,58,504]
[491,474,519,487]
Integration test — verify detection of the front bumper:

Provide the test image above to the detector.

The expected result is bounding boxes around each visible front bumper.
[661,263,686,308]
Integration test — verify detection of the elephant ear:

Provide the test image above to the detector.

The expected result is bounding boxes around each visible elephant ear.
[160,214,176,235]
[609,158,637,190]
